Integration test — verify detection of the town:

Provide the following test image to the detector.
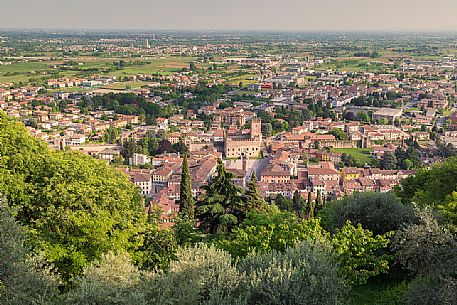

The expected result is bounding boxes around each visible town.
[2,0,457,302]
[2,31,457,226]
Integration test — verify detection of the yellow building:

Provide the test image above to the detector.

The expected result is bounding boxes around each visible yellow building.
[341,167,362,181]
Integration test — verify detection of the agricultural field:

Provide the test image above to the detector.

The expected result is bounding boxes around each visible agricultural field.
[0,55,200,84]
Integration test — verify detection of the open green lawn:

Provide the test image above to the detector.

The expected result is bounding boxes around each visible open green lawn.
[404,107,420,113]
[331,148,373,165]
[226,73,258,85]
[0,61,60,84]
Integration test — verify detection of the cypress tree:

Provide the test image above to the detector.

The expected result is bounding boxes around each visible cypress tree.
[316,191,322,207]
[179,155,194,219]
[293,190,303,217]
[308,192,315,218]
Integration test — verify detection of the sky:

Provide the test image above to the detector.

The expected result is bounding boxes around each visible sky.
[2,0,457,32]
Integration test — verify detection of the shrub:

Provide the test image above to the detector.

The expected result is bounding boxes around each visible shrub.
[63,251,146,305]
[320,192,415,235]
[238,240,347,305]
[145,244,243,305]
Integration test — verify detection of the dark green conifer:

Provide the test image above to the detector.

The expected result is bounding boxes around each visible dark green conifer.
[244,172,265,213]
[179,155,194,219]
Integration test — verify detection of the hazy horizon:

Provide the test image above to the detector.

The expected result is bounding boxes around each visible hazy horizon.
[2,0,457,32]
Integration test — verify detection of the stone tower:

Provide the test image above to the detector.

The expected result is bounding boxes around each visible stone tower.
[250,117,262,140]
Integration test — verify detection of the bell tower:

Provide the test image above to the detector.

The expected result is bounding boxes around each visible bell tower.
[250,117,262,140]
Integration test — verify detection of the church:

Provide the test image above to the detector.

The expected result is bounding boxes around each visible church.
[224,118,262,158]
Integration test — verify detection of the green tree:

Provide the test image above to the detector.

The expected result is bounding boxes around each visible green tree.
[319,192,415,235]
[216,212,326,259]
[243,172,266,213]
[308,192,315,218]
[0,111,146,284]
[261,123,273,137]
[0,201,57,304]
[397,156,457,226]
[292,190,304,217]
[332,221,393,285]
[196,159,244,234]
[315,191,323,209]
[121,138,141,159]
[394,208,457,305]
[393,208,457,277]
[331,128,348,140]
[276,193,293,212]
[179,155,194,219]
[134,224,177,272]
[103,127,119,144]
[380,152,397,170]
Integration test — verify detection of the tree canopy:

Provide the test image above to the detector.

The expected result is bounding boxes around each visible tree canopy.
[0,111,146,284]
[196,159,244,234]
[319,192,416,235]
[397,156,457,226]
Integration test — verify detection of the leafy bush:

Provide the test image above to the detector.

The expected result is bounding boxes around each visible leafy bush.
[216,212,326,258]
[63,252,146,305]
[145,244,243,305]
[238,240,347,305]
[394,208,457,305]
[393,208,457,276]
[405,276,457,305]
[332,221,393,285]
[320,192,415,235]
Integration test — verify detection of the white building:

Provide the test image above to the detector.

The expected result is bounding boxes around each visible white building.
[65,134,86,146]
[129,153,151,166]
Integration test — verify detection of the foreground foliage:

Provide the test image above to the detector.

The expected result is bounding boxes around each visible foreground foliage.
[0,111,146,284]
[319,192,415,235]
[397,156,457,226]
[0,201,57,305]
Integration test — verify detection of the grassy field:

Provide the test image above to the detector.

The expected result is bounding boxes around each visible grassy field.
[102,81,146,90]
[225,73,258,85]
[404,107,420,113]
[109,56,198,77]
[331,148,373,165]
[48,87,92,93]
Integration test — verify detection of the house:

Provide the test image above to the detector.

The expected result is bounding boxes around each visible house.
[130,172,153,196]
[261,163,290,183]
[129,153,151,166]
[157,118,169,130]
[65,134,86,146]
[372,108,403,124]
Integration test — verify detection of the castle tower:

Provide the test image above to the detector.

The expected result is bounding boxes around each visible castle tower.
[250,118,262,140]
